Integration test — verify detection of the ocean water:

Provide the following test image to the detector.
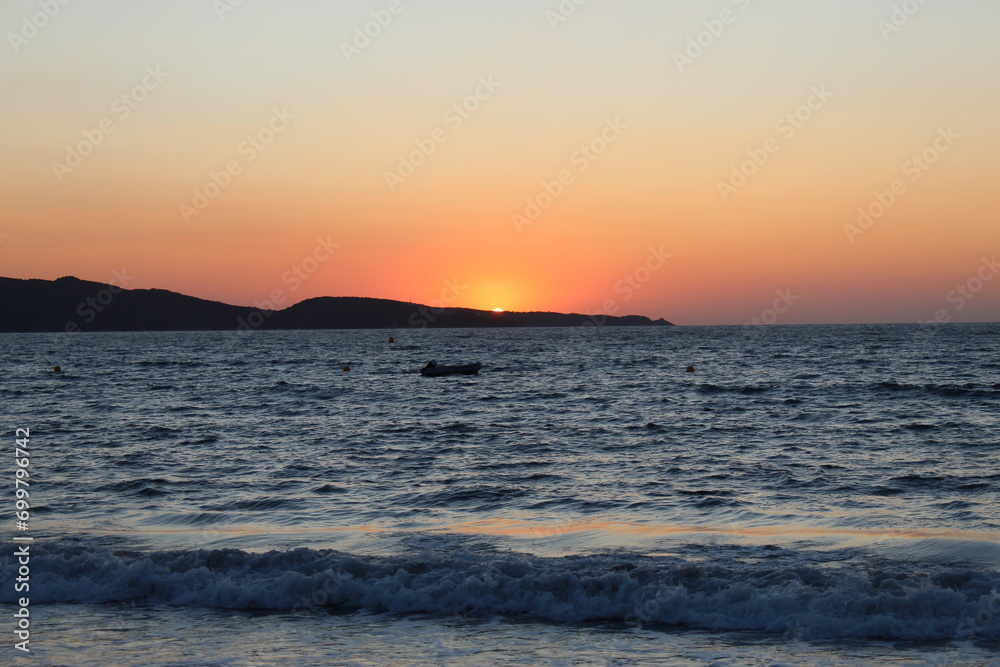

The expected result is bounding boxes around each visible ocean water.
[2,324,999,666]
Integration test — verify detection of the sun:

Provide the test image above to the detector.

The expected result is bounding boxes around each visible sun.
[492,308,505,313]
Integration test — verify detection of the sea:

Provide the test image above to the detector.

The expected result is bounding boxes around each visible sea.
[2,324,999,666]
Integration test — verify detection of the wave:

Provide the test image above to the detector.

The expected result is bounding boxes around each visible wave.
[137,360,207,367]
[696,383,775,394]
[870,381,1000,399]
[394,485,530,508]
[3,543,998,642]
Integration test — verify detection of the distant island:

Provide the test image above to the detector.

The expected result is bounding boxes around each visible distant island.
[0,276,674,333]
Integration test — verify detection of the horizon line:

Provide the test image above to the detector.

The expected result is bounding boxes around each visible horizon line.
[3,273,999,328]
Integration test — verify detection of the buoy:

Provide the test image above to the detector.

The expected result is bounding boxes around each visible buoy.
[388,337,395,343]
[343,366,350,372]
[53,365,62,373]
[686,366,695,373]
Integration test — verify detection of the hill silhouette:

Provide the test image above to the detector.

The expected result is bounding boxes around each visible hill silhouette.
[0,276,673,332]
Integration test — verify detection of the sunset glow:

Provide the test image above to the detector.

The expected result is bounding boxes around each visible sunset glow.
[4,5,999,660]
[2,1,998,324]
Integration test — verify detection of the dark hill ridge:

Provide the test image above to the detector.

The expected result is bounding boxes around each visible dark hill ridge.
[0,276,674,332]
[0,276,257,333]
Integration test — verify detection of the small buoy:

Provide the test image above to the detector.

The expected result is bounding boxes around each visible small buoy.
[53,365,62,373]
[686,366,695,373]
[343,366,350,372]
[388,337,395,343]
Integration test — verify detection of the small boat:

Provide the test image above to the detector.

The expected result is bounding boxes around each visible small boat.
[420,361,482,377]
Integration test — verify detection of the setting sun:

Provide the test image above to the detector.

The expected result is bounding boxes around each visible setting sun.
[492,308,505,313]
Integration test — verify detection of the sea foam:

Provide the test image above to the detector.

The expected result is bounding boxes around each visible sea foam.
[4,542,998,642]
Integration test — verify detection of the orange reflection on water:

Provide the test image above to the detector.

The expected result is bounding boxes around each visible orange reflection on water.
[94,518,999,550]
[436,517,1000,544]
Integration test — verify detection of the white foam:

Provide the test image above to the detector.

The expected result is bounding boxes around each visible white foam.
[4,543,998,641]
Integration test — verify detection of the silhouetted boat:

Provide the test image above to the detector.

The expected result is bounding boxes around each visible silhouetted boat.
[420,361,482,377]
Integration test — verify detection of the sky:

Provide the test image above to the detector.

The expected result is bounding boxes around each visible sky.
[1,0,998,325]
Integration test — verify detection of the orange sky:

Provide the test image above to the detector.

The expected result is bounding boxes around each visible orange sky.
[2,0,998,324]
